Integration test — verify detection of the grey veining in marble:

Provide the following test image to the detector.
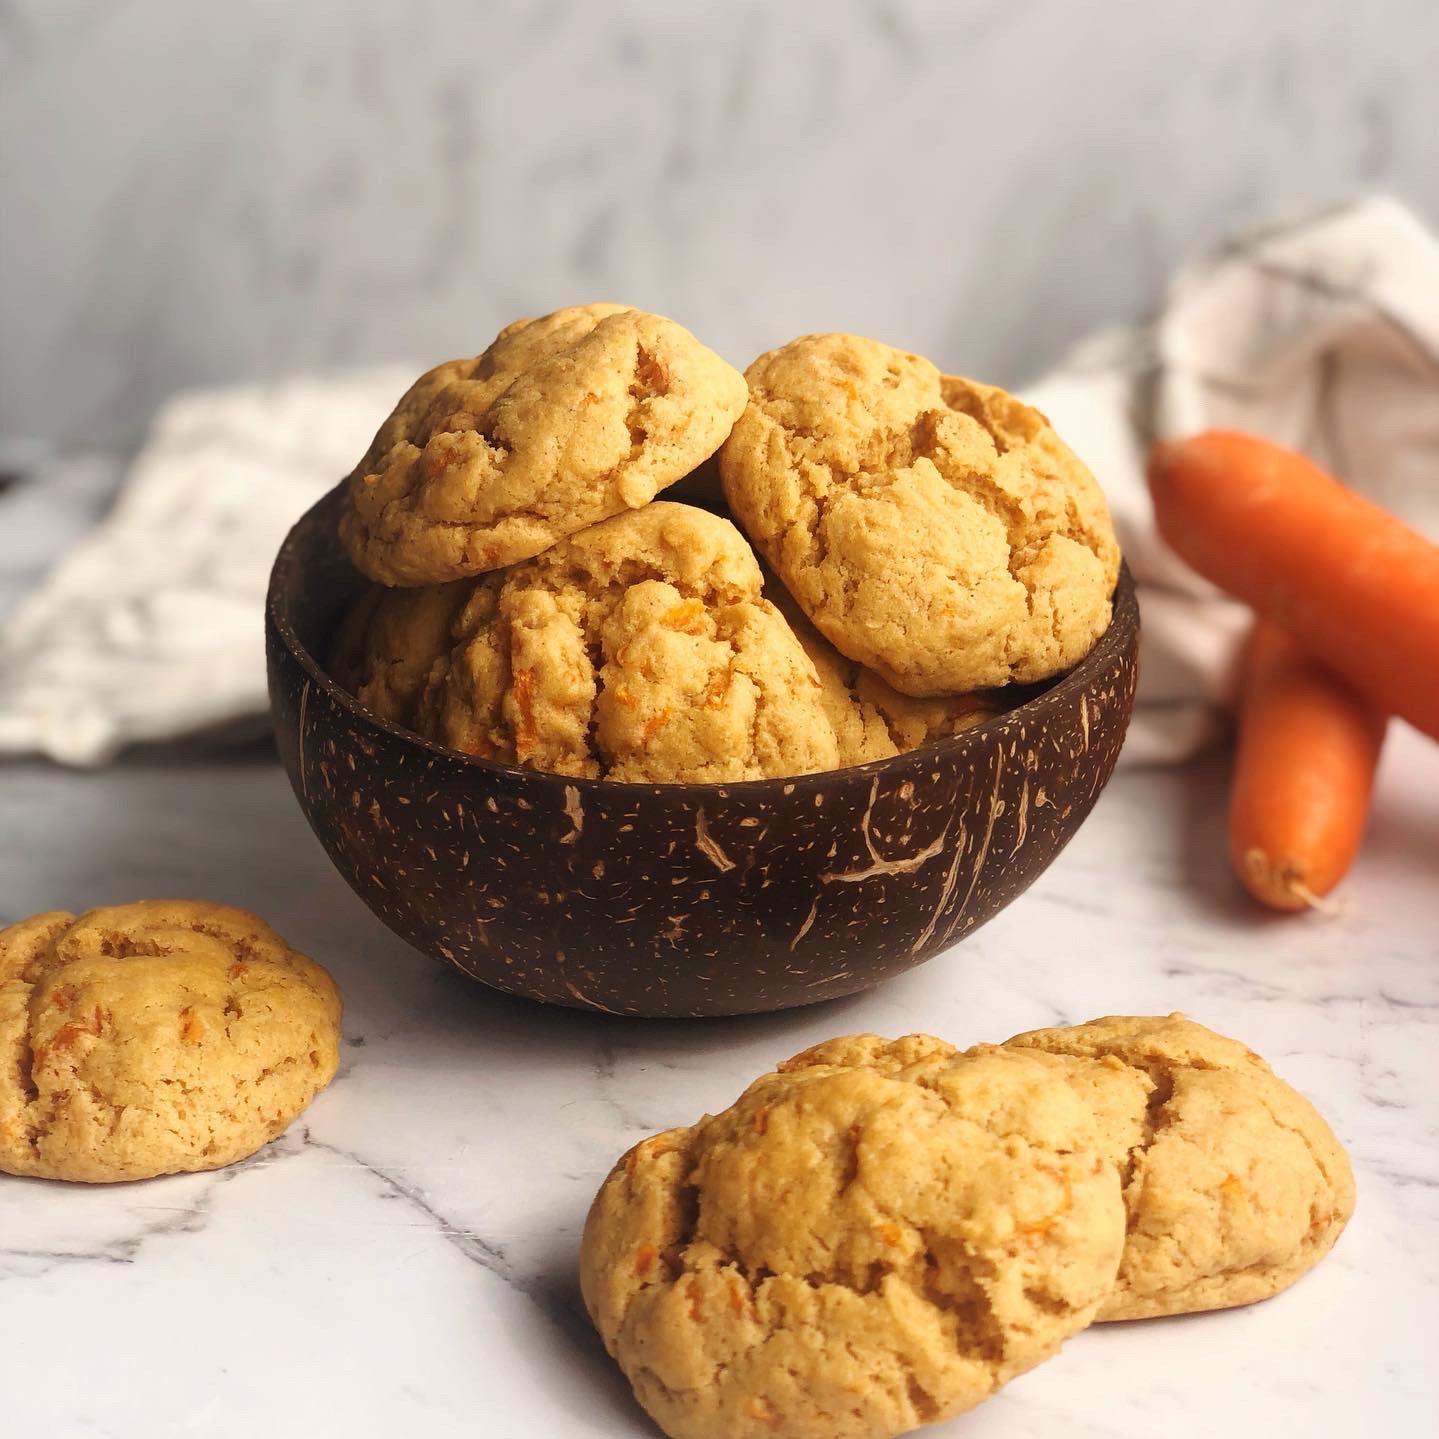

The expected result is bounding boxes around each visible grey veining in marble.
[3,0,1439,451]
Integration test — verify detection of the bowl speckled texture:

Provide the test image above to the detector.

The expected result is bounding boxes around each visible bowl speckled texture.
[266,486,1139,1018]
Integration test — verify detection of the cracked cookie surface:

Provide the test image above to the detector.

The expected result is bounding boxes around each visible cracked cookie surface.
[418,502,839,783]
[329,580,472,728]
[581,1035,1126,1439]
[719,333,1120,695]
[767,582,998,765]
[1003,1013,1355,1320]
[0,901,342,1183]
[341,304,749,585]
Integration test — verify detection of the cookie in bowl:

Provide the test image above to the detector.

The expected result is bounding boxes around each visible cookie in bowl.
[329,579,471,729]
[767,582,998,765]
[720,333,1120,696]
[414,502,839,782]
[341,304,749,586]
[0,901,341,1183]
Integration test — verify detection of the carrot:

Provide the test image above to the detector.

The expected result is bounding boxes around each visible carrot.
[1229,621,1387,911]
[1148,431,1439,741]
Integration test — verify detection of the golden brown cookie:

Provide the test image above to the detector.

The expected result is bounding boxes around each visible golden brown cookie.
[719,334,1120,695]
[341,304,749,586]
[1003,1013,1355,1320]
[0,901,342,1183]
[581,1035,1127,1439]
[767,582,998,765]
[329,580,472,728]
[418,502,839,783]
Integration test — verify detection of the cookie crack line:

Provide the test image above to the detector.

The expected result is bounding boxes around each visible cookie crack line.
[1248,1092,1340,1184]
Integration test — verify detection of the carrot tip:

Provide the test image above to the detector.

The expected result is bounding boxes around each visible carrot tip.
[1238,847,1343,915]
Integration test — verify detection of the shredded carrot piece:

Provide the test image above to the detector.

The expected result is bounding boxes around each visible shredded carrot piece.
[46,1023,88,1056]
[512,668,538,757]
[228,961,249,979]
[660,599,706,633]
[180,1007,205,1043]
[751,1106,769,1136]
[633,1243,658,1277]
[686,1277,703,1322]
[422,436,467,480]
[1220,1173,1245,1198]
[743,1397,779,1427]
[642,706,673,741]
[1016,1163,1076,1242]
[625,1137,672,1175]
[877,1221,904,1247]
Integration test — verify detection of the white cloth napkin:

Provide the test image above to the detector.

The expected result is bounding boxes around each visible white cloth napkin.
[1026,195,1439,763]
[2,196,1436,767]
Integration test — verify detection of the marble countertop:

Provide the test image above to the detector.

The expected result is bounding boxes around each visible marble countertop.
[2,719,1435,1436]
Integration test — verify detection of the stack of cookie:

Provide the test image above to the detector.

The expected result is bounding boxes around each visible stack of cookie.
[581,1013,1355,1439]
[331,305,1121,782]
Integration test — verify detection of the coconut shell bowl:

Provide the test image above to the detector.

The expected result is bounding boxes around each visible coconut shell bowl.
[266,486,1139,1019]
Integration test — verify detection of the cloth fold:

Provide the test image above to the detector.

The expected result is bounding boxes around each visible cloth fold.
[3,197,1437,767]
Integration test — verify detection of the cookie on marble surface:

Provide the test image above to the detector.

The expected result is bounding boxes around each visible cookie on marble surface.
[581,1034,1127,1439]
[0,901,341,1183]
[767,582,998,765]
[719,333,1120,696]
[1003,1012,1356,1320]
[329,580,472,728]
[340,304,749,586]
[418,502,839,783]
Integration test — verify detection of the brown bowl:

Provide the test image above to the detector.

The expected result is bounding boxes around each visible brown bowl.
[266,486,1139,1018]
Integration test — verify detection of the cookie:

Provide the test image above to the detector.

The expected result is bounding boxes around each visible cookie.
[340,304,749,586]
[0,901,342,1183]
[329,580,472,728]
[1003,1013,1356,1320]
[581,1035,1127,1439]
[418,502,839,783]
[719,333,1120,695]
[767,582,998,765]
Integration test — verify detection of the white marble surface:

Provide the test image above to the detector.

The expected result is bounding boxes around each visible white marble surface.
[4,0,1439,455]
[1,718,1435,1435]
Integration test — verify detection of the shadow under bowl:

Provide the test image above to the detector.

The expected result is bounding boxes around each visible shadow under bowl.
[266,485,1139,1019]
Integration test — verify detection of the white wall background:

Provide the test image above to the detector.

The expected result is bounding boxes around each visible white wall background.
[3,0,1437,452]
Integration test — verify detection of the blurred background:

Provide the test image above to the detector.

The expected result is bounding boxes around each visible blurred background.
[3,0,1438,461]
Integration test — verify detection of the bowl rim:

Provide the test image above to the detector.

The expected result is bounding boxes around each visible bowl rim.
[268,486,1139,797]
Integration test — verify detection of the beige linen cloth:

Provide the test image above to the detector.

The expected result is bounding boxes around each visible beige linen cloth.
[1,197,1436,767]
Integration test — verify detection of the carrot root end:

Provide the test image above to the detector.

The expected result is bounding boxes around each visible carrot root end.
[1238,847,1343,915]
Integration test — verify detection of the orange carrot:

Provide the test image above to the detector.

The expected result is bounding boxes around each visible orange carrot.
[1148,431,1439,740]
[1229,621,1387,911]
